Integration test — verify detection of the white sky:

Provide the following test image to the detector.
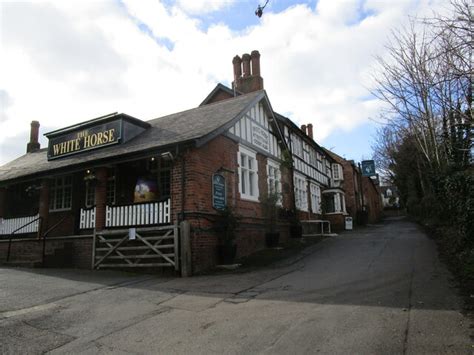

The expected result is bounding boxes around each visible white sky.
[0,0,449,165]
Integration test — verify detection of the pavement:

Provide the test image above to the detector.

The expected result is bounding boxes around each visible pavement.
[0,217,472,354]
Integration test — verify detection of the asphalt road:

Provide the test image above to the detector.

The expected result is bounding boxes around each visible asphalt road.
[0,217,472,354]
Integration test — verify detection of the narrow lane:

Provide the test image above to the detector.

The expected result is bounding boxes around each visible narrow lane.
[0,217,471,354]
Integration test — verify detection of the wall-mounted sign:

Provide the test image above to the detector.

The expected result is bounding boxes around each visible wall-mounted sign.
[134,178,158,203]
[212,173,226,210]
[47,120,122,160]
[361,160,376,177]
[251,122,269,152]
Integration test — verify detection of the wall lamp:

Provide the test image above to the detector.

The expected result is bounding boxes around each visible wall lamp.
[161,151,174,161]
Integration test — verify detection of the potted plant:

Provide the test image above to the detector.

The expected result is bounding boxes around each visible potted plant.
[216,207,238,264]
[263,191,281,247]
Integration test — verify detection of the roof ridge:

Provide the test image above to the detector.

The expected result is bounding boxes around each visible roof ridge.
[147,90,263,124]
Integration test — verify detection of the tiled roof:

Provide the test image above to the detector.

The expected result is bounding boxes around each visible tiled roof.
[0,90,264,184]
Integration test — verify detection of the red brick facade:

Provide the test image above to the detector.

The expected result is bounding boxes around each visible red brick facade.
[362,176,383,224]
[0,236,92,268]
[325,151,383,226]
[171,135,292,273]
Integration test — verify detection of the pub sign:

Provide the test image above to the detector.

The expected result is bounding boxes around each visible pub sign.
[361,160,376,177]
[47,120,122,160]
[212,173,226,210]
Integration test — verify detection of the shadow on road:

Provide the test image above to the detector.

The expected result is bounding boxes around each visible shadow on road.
[0,217,464,314]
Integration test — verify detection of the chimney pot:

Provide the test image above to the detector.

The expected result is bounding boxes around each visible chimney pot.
[27,121,40,153]
[232,55,242,79]
[242,53,251,77]
[301,124,307,134]
[307,123,313,139]
[250,50,261,76]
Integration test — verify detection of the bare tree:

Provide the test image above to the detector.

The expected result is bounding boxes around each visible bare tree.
[372,0,472,173]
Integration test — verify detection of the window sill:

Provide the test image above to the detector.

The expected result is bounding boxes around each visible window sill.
[240,195,260,203]
[49,208,72,213]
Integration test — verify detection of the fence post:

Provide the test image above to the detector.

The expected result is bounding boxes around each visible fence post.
[91,230,97,270]
[180,221,191,277]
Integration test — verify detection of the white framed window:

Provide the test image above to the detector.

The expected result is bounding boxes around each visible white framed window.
[238,145,259,201]
[310,183,321,214]
[334,193,342,211]
[293,135,303,158]
[267,159,282,205]
[332,164,343,181]
[50,175,72,211]
[294,173,308,211]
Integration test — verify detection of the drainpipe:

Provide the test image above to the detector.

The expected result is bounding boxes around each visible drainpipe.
[180,146,186,222]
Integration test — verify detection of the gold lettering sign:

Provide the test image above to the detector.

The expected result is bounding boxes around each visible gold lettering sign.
[47,121,121,160]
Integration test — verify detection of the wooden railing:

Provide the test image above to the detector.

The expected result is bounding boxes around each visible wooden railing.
[0,214,40,235]
[79,199,171,230]
[79,207,96,229]
[106,199,170,227]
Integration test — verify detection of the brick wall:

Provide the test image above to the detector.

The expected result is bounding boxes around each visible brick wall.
[0,237,92,269]
[324,213,346,232]
[172,135,293,273]
[340,161,360,221]
[362,177,383,224]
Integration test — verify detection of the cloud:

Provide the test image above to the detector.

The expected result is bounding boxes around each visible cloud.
[175,0,236,15]
[0,0,448,165]
[0,90,12,123]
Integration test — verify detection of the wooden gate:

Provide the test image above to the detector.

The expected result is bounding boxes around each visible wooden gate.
[92,224,179,270]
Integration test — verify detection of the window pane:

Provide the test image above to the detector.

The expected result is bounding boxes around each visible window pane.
[56,188,63,209]
[241,169,246,194]
[107,178,116,205]
[249,171,254,195]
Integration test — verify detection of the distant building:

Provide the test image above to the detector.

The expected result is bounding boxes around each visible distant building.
[380,185,400,209]
[323,150,383,225]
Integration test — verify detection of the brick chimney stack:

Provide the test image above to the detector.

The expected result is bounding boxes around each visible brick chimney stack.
[232,55,242,79]
[27,121,40,153]
[242,53,251,77]
[301,124,307,135]
[251,50,261,77]
[307,123,313,139]
[232,50,264,93]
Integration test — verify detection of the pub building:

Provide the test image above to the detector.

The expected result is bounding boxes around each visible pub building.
[0,50,347,273]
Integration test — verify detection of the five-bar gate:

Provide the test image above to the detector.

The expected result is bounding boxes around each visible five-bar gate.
[92,224,179,270]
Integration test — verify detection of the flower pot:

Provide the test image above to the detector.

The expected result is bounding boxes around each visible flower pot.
[217,244,237,265]
[265,232,280,248]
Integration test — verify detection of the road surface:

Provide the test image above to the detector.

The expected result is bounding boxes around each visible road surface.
[0,217,471,354]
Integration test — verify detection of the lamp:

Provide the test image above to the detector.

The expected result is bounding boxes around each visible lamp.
[161,151,174,161]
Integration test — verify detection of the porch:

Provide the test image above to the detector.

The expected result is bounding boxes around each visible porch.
[0,155,174,238]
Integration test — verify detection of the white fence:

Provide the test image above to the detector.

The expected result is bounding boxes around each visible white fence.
[106,199,170,227]
[79,207,96,229]
[0,214,40,235]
